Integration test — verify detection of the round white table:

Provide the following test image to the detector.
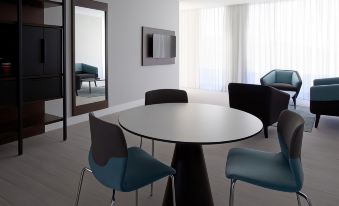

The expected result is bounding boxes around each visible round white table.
[118,103,263,206]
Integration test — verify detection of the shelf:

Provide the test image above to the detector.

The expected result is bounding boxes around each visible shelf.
[0,76,16,81]
[44,113,63,125]
[45,0,63,8]
[23,23,63,29]
[23,74,62,80]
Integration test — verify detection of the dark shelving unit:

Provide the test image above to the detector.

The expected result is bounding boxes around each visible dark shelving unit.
[0,0,67,155]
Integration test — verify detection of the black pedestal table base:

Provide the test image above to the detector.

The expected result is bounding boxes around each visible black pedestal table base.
[163,144,214,206]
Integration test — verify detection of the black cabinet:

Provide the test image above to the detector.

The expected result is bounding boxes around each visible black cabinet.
[23,26,44,76]
[22,25,63,101]
[23,77,62,102]
[45,27,62,76]
[23,25,62,77]
[0,0,66,155]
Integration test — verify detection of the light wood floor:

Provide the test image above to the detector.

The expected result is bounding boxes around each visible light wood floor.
[0,89,338,206]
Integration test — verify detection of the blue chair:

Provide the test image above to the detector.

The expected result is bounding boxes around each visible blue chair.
[74,113,176,206]
[225,110,312,206]
[261,70,302,109]
[310,77,339,128]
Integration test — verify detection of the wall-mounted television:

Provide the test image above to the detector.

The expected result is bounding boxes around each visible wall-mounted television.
[152,34,176,59]
[142,27,176,66]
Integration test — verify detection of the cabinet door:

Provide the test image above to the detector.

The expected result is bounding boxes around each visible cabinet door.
[23,26,44,77]
[44,27,62,76]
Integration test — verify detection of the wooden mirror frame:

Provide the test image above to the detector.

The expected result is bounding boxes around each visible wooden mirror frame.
[71,0,108,116]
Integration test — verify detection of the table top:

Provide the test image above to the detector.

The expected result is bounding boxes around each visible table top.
[118,103,263,145]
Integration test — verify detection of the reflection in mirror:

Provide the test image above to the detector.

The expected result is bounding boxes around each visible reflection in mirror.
[75,6,106,106]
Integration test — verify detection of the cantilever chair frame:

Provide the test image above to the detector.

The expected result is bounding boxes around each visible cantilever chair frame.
[226,110,312,206]
[143,89,188,196]
[74,113,176,206]
[228,179,312,206]
[75,167,176,206]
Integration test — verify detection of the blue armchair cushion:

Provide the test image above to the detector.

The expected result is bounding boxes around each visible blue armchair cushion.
[226,148,302,192]
[310,84,339,101]
[314,77,339,86]
[270,83,297,91]
[89,147,175,192]
[75,63,98,77]
[276,71,293,84]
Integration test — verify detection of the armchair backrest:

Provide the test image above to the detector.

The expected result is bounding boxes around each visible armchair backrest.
[145,89,188,105]
[277,110,305,190]
[75,63,98,76]
[228,83,271,124]
[228,83,289,125]
[276,70,293,84]
[88,113,128,190]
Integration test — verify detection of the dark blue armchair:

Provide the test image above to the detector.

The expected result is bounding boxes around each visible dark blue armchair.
[261,70,302,109]
[75,63,98,78]
[310,77,339,128]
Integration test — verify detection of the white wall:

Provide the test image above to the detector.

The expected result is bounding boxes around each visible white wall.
[107,0,180,105]
[47,0,180,129]
[75,8,105,79]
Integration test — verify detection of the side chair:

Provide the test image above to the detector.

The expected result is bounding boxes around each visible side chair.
[74,113,176,206]
[225,110,312,206]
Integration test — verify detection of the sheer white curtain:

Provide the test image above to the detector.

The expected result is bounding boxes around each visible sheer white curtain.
[180,8,228,91]
[180,0,339,99]
[246,0,339,99]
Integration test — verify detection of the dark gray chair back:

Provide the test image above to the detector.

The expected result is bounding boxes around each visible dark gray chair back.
[89,113,128,166]
[277,110,305,159]
[145,89,188,105]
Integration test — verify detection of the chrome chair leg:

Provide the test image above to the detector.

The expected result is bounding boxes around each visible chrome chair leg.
[135,190,139,206]
[111,190,116,206]
[139,137,143,148]
[150,140,155,197]
[75,167,92,206]
[170,175,176,206]
[296,193,302,206]
[229,179,237,206]
[297,191,313,206]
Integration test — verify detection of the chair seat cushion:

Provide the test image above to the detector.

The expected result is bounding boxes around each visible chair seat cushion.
[122,147,175,192]
[226,148,299,192]
[270,83,297,91]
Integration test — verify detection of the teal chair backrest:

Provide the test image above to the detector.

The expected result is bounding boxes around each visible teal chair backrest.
[75,63,83,73]
[75,63,98,75]
[276,70,293,84]
[277,110,305,191]
[88,113,128,190]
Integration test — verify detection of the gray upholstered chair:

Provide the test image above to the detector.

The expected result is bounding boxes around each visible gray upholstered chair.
[225,110,312,206]
[143,89,188,196]
[310,77,339,128]
[260,70,302,109]
[74,113,176,206]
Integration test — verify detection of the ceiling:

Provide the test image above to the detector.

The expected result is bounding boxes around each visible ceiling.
[180,0,279,9]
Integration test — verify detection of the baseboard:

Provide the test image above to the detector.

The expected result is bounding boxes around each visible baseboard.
[45,99,145,132]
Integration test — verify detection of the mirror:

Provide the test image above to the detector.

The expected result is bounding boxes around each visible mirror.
[72,0,108,116]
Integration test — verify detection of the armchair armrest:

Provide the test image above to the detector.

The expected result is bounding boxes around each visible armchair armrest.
[260,71,276,85]
[310,84,339,101]
[291,72,302,88]
[82,64,98,76]
[314,77,339,86]
[268,87,290,124]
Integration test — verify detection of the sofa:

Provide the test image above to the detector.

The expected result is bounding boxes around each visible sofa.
[310,77,339,128]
